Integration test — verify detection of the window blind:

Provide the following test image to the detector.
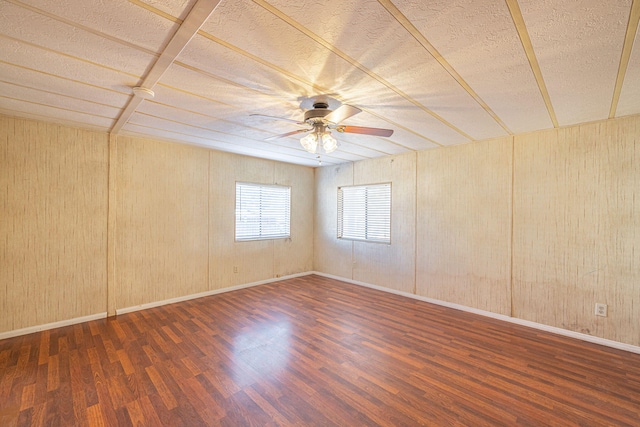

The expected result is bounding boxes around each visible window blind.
[235,182,291,241]
[338,183,391,243]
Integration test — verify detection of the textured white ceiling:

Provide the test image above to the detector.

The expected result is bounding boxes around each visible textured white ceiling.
[1,0,639,167]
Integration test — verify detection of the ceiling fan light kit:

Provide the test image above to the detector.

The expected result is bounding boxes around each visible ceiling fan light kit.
[300,132,318,153]
[299,122,338,154]
[321,132,337,153]
[253,96,394,156]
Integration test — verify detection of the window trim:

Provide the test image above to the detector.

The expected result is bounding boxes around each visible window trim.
[235,181,291,242]
[337,182,392,244]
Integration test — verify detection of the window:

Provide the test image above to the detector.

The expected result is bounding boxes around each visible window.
[338,183,391,243]
[235,182,291,241]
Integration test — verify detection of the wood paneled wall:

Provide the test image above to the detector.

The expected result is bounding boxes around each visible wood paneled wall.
[0,117,109,332]
[313,163,354,278]
[353,153,416,293]
[209,152,313,289]
[314,115,640,347]
[273,161,314,277]
[1,116,314,334]
[513,118,640,345]
[313,153,416,293]
[416,138,513,315]
[3,113,640,347]
[114,135,210,309]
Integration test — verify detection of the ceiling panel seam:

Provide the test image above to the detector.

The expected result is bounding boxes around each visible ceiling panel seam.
[188,31,439,151]
[0,60,130,97]
[133,110,392,158]
[7,0,416,153]
[124,0,317,100]
[252,0,475,142]
[148,78,410,154]
[122,120,360,162]
[1,79,121,110]
[6,0,631,165]
[144,100,266,132]
[195,31,329,97]
[172,57,443,150]
[609,0,640,118]
[123,123,351,163]
[0,34,141,78]
[3,0,439,153]
[172,60,286,106]
[111,0,222,134]
[0,94,116,122]
[359,111,444,148]
[377,0,513,136]
[128,0,182,23]
[6,0,160,57]
[133,111,310,149]
[505,0,559,128]
[0,108,112,131]
[7,0,418,154]
[122,0,447,149]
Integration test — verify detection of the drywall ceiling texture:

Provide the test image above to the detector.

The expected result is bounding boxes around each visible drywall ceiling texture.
[1,0,639,167]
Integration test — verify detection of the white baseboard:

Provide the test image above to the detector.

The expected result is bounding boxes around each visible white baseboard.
[4,271,638,356]
[311,271,640,355]
[0,273,313,340]
[115,271,313,315]
[0,312,107,341]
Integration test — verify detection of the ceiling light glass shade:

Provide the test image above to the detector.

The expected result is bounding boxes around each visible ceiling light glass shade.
[321,132,337,153]
[300,132,318,153]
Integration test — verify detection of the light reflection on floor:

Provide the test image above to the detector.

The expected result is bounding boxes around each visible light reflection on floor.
[231,319,292,387]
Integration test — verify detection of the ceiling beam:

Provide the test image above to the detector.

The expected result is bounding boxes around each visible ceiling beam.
[610,0,640,118]
[110,0,221,134]
[254,0,474,142]
[505,0,559,128]
[378,0,513,136]
[131,0,449,149]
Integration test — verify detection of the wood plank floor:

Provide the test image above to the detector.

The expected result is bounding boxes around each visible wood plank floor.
[1,274,640,426]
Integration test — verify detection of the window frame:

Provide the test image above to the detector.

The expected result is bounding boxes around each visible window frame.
[235,181,291,242]
[337,182,392,244]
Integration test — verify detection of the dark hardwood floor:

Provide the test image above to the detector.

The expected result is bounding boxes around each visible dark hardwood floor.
[1,274,639,426]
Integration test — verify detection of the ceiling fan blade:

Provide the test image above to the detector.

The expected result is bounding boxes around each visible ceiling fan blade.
[323,105,362,124]
[251,113,304,125]
[335,125,393,137]
[264,128,312,141]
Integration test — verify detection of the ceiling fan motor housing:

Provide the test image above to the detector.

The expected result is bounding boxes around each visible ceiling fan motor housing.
[258,99,392,141]
[304,102,331,123]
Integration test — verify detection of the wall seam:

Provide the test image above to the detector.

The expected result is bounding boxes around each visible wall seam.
[352,163,355,280]
[510,135,515,317]
[312,167,317,272]
[207,151,211,291]
[273,163,276,278]
[414,151,418,295]
[106,133,117,317]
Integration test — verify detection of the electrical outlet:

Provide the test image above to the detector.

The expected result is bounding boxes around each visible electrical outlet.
[233,266,238,273]
[595,303,608,317]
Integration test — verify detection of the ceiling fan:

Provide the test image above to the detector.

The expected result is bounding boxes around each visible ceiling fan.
[252,100,394,155]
